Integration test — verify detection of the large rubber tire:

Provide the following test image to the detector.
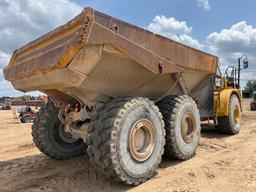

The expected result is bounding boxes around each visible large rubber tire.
[87,97,165,185]
[157,95,201,160]
[217,94,241,135]
[32,101,86,159]
[20,118,25,123]
[250,101,256,111]
[23,116,32,123]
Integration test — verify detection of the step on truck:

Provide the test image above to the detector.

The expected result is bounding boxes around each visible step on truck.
[3,8,248,185]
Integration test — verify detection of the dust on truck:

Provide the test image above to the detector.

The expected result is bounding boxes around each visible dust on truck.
[3,8,244,185]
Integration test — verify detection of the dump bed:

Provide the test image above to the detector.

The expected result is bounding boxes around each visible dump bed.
[4,8,218,116]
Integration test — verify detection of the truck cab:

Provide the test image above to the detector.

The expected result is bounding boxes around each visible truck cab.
[214,55,248,134]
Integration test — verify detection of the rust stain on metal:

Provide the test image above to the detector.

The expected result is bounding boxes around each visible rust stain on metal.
[4,7,217,81]
[3,7,218,104]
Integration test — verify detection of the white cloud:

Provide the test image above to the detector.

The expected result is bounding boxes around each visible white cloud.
[207,21,256,54]
[197,0,210,10]
[147,15,192,35]
[0,51,10,69]
[0,53,20,96]
[207,21,256,87]
[146,15,204,49]
[0,0,83,96]
[0,0,82,53]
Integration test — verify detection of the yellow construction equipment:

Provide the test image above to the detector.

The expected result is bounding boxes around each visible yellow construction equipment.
[3,8,248,185]
[214,55,248,134]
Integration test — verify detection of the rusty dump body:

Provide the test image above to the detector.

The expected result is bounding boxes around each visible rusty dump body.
[4,8,218,117]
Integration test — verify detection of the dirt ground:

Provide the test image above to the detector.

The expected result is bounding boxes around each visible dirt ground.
[0,99,255,192]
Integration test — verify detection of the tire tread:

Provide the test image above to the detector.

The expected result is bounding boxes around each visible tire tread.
[87,97,165,185]
[31,101,85,160]
[157,95,200,160]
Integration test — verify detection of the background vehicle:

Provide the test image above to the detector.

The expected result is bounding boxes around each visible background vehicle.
[3,8,246,185]
[250,85,256,110]
[18,106,36,123]
[0,102,11,110]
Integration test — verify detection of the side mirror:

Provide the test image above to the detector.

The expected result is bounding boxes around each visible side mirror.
[243,59,249,69]
[215,75,222,88]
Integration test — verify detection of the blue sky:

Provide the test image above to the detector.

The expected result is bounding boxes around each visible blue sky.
[0,0,256,96]
[74,0,256,43]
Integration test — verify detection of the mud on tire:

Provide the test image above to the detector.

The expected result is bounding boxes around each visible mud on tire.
[32,101,86,160]
[87,97,165,185]
[157,95,201,160]
[217,94,241,135]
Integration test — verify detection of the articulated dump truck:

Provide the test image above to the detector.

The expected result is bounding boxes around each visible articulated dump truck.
[4,8,245,185]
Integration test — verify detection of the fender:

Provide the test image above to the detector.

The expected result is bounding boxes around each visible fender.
[214,88,242,117]
[22,114,30,118]
[20,114,29,120]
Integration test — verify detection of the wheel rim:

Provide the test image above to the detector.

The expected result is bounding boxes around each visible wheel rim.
[129,119,156,162]
[181,112,196,143]
[25,117,32,122]
[233,105,241,124]
[58,124,78,144]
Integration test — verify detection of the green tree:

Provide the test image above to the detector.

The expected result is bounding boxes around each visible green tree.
[244,80,256,97]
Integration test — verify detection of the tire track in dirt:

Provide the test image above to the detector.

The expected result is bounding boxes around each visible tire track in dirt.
[0,153,131,192]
